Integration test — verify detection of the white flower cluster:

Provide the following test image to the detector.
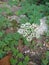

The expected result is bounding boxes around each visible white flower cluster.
[17,22,38,41]
[17,17,48,42]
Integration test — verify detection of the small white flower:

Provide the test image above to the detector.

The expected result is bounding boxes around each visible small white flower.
[25,29,31,35]
[25,22,31,26]
[17,29,24,34]
[26,37,31,41]
[25,23,31,28]
[23,32,28,37]
[31,23,38,29]
[20,24,25,28]
[26,34,33,41]
[20,15,26,18]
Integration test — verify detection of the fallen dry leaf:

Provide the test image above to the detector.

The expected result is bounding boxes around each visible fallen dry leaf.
[0,53,12,65]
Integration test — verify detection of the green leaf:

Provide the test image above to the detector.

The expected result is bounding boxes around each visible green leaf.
[24,56,30,62]
[18,62,23,65]
[10,57,17,65]
[17,53,23,58]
